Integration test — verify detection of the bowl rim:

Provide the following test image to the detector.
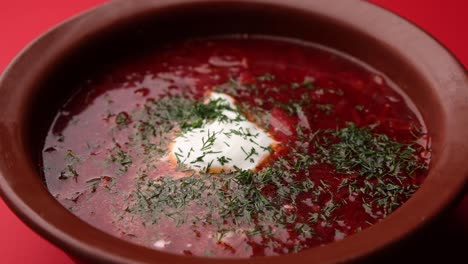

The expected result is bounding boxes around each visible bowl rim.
[0,0,467,263]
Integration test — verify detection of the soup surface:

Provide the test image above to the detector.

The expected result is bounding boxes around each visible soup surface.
[42,36,430,258]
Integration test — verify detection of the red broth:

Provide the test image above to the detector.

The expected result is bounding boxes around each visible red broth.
[42,36,430,258]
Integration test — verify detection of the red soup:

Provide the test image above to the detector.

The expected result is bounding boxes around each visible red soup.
[42,36,430,258]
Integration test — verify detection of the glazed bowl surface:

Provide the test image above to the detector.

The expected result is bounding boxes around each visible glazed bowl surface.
[0,0,467,263]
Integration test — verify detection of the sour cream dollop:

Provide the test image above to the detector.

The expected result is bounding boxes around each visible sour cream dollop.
[170,92,276,172]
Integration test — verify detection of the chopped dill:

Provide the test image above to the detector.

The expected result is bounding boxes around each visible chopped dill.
[316,122,426,178]
[115,112,131,128]
[257,73,275,82]
[316,104,334,115]
[109,145,133,173]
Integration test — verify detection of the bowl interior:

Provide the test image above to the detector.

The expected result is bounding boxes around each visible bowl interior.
[1,1,467,263]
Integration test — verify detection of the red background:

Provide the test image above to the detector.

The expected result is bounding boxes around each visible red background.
[0,1,467,263]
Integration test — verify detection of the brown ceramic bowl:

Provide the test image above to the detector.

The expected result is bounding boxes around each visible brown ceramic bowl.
[0,0,467,263]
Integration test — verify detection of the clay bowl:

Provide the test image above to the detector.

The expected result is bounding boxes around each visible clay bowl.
[0,0,467,263]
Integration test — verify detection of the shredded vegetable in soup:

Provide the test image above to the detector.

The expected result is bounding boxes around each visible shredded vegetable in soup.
[42,36,430,257]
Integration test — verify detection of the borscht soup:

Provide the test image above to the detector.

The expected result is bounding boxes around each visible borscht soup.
[42,36,430,258]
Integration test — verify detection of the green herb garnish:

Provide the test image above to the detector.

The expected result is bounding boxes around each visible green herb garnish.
[316,104,334,115]
[115,112,131,128]
[317,123,425,178]
[109,145,133,173]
